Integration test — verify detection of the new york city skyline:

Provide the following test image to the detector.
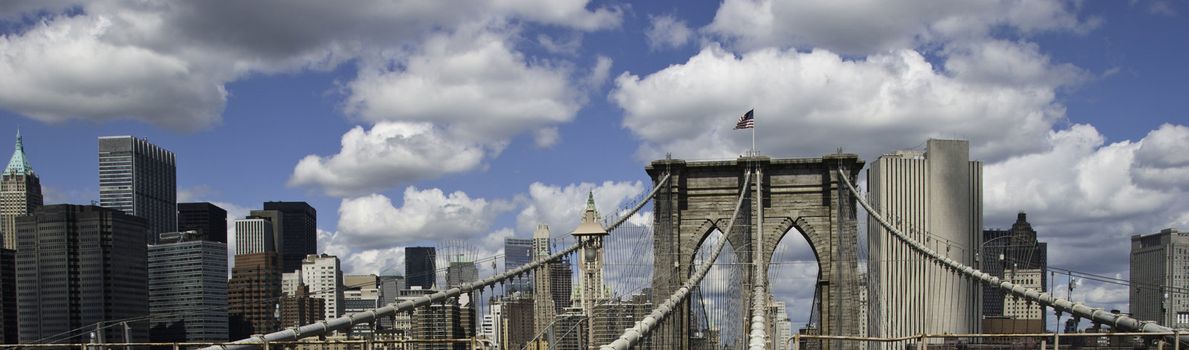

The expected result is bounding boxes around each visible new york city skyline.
[1,0,1187,333]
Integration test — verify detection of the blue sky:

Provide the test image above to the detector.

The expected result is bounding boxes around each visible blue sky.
[1,0,1188,329]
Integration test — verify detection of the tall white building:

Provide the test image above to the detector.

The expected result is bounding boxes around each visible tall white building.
[867,139,983,343]
[234,217,274,255]
[302,254,344,322]
[1003,269,1044,320]
[1131,228,1189,327]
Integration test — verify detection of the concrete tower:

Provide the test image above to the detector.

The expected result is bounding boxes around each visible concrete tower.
[868,139,983,345]
[1,131,42,250]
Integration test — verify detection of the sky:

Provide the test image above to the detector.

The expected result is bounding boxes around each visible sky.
[1,0,1188,331]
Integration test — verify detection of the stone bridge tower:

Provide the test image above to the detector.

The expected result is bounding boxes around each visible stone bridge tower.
[646,154,864,349]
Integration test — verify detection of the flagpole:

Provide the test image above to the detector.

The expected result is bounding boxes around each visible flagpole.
[751,110,757,156]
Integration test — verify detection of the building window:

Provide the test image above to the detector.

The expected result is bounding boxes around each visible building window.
[1179,312,1189,325]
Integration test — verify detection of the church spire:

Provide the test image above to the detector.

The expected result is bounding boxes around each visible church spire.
[4,130,33,176]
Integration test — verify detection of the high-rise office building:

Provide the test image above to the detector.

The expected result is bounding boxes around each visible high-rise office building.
[590,294,651,347]
[98,136,176,244]
[15,205,149,343]
[498,295,535,350]
[263,202,318,274]
[0,131,38,344]
[504,238,533,293]
[0,249,14,344]
[302,254,343,322]
[280,283,324,328]
[1,131,42,250]
[867,139,982,342]
[405,247,436,289]
[235,217,276,255]
[177,202,227,243]
[343,276,380,336]
[532,225,556,337]
[148,231,228,342]
[228,252,280,339]
[248,210,284,257]
[377,275,405,329]
[446,257,478,288]
[411,297,474,350]
[982,212,1047,327]
[1131,228,1189,327]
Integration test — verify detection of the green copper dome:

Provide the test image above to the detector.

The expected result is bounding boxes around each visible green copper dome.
[4,130,33,176]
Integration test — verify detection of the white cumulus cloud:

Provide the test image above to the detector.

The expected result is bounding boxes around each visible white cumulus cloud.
[335,187,515,250]
[289,122,485,197]
[645,14,694,50]
[516,180,647,235]
[610,44,1072,163]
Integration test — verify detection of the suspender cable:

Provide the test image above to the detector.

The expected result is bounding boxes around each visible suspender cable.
[600,170,753,350]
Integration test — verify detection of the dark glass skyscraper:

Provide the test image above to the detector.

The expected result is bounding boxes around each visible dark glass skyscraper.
[15,205,149,343]
[177,202,228,243]
[98,136,176,244]
[263,202,317,273]
[405,247,436,289]
[504,238,533,293]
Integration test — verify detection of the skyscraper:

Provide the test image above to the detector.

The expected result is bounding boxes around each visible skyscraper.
[982,212,1047,328]
[263,202,318,274]
[98,136,176,244]
[228,252,280,339]
[235,217,276,255]
[177,202,228,244]
[148,231,228,342]
[1,131,42,250]
[405,247,436,289]
[0,131,39,344]
[247,210,284,258]
[15,205,149,343]
[504,238,533,293]
[301,254,343,322]
[867,139,983,343]
[532,224,556,337]
[1131,228,1189,328]
[279,283,324,329]
[446,256,478,288]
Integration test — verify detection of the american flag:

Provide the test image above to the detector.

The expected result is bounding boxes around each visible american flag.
[734,109,754,129]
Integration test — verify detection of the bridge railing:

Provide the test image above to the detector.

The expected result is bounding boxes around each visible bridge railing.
[836,166,1186,342]
[3,338,483,350]
[600,170,753,350]
[786,332,1184,350]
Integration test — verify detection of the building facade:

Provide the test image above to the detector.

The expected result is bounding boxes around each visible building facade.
[228,252,280,339]
[405,247,436,289]
[98,136,176,243]
[867,139,983,342]
[148,231,228,342]
[177,202,228,244]
[302,254,344,322]
[280,283,325,329]
[1131,228,1189,327]
[1,131,42,250]
[504,238,533,294]
[263,202,318,274]
[446,258,478,288]
[15,205,149,343]
[499,295,534,350]
[235,217,276,255]
[248,210,285,258]
[411,298,475,350]
[981,212,1047,324]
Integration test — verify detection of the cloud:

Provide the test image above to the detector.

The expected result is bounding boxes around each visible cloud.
[703,0,1095,54]
[334,187,514,250]
[516,180,646,234]
[983,123,1189,311]
[0,15,227,130]
[537,33,583,55]
[344,26,584,145]
[0,0,620,130]
[289,122,485,197]
[1131,123,1189,190]
[610,44,1072,163]
[645,14,693,50]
